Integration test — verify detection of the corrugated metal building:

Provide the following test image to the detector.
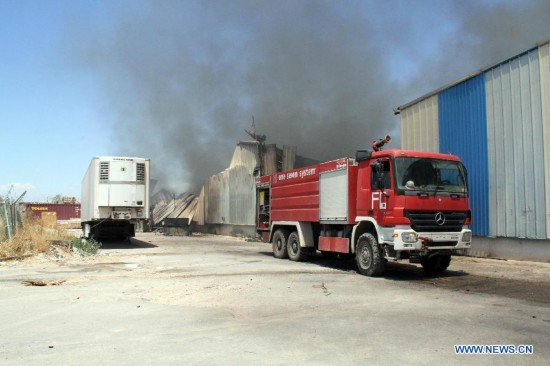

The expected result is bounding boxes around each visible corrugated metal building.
[195,141,260,233]
[395,40,550,261]
[194,140,318,235]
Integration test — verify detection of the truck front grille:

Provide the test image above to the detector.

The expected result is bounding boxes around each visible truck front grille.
[404,210,467,232]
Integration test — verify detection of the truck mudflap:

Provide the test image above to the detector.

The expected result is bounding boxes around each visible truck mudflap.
[391,229,472,251]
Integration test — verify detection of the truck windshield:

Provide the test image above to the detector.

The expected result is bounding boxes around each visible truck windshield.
[394,157,467,195]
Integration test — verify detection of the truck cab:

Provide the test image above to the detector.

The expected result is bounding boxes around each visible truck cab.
[354,149,472,274]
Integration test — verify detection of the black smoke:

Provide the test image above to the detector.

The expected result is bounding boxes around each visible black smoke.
[69,0,550,193]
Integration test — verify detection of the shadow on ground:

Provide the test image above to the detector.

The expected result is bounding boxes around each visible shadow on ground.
[259,250,550,304]
[97,237,158,250]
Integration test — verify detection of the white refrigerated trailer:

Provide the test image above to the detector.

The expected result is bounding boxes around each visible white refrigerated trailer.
[81,156,150,239]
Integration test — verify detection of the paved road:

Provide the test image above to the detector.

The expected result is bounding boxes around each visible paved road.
[0,233,549,365]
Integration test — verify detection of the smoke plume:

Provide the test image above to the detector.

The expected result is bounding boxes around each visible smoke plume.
[70,0,550,193]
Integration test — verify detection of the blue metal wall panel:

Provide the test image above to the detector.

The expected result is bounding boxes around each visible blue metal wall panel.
[438,75,489,236]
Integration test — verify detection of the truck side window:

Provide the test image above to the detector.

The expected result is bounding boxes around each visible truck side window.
[371,160,391,190]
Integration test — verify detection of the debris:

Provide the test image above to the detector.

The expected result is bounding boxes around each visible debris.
[22,279,66,287]
[313,282,331,295]
[49,244,71,259]
[151,191,197,230]
[0,254,33,262]
[48,240,72,248]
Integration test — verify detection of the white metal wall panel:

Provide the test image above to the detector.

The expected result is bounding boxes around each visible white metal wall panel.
[485,49,546,238]
[399,95,439,152]
[205,173,229,224]
[98,185,109,207]
[229,141,259,172]
[228,166,256,225]
[539,42,550,239]
[203,142,260,225]
[219,171,230,224]
[195,187,206,225]
[204,175,217,224]
[320,169,348,221]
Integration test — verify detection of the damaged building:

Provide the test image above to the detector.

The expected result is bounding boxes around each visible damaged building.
[193,139,318,236]
[150,137,318,237]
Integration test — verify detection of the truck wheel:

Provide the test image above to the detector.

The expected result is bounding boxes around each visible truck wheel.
[272,229,289,259]
[421,254,451,275]
[355,233,385,276]
[287,231,307,261]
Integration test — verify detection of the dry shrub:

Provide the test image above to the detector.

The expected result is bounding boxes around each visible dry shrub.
[0,216,74,259]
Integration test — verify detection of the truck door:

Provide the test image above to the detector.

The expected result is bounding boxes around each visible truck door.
[370,159,393,224]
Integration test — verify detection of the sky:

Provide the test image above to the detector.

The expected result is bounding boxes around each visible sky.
[1,0,549,202]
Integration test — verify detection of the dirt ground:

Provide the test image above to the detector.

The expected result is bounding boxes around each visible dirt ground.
[3,233,549,304]
[1,233,549,365]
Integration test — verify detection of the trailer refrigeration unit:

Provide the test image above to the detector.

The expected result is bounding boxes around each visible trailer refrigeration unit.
[256,136,472,276]
[81,157,150,240]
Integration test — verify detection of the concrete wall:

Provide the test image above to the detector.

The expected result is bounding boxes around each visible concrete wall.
[468,236,550,262]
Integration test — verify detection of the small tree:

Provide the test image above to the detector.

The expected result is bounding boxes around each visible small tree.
[51,194,63,203]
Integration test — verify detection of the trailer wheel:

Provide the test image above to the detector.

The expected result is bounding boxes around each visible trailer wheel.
[421,254,451,276]
[272,229,289,259]
[287,231,307,262]
[355,233,385,276]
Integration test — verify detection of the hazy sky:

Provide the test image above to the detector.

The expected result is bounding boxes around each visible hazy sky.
[1,0,549,201]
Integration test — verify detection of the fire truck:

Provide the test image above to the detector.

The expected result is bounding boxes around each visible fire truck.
[255,136,472,276]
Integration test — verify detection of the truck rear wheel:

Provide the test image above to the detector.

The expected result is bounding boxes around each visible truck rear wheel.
[355,233,385,276]
[421,254,451,276]
[287,231,307,262]
[272,229,289,259]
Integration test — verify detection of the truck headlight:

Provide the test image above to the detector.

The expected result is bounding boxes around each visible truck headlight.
[462,232,472,242]
[401,232,418,243]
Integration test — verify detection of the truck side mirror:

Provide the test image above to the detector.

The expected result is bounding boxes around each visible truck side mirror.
[371,161,385,189]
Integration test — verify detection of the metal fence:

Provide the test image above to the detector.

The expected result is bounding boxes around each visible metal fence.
[1,191,26,241]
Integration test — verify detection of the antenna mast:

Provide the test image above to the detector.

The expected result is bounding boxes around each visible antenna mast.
[244,116,267,175]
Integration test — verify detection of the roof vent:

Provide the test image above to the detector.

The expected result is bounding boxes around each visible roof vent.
[99,162,109,181]
[136,163,145,182]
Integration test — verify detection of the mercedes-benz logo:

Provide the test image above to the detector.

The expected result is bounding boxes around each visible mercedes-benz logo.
[435,212,446,226]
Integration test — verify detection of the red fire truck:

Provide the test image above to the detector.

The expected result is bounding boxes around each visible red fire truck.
[255,136,472,276]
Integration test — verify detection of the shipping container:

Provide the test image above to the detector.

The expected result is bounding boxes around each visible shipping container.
[21,203,81,221]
